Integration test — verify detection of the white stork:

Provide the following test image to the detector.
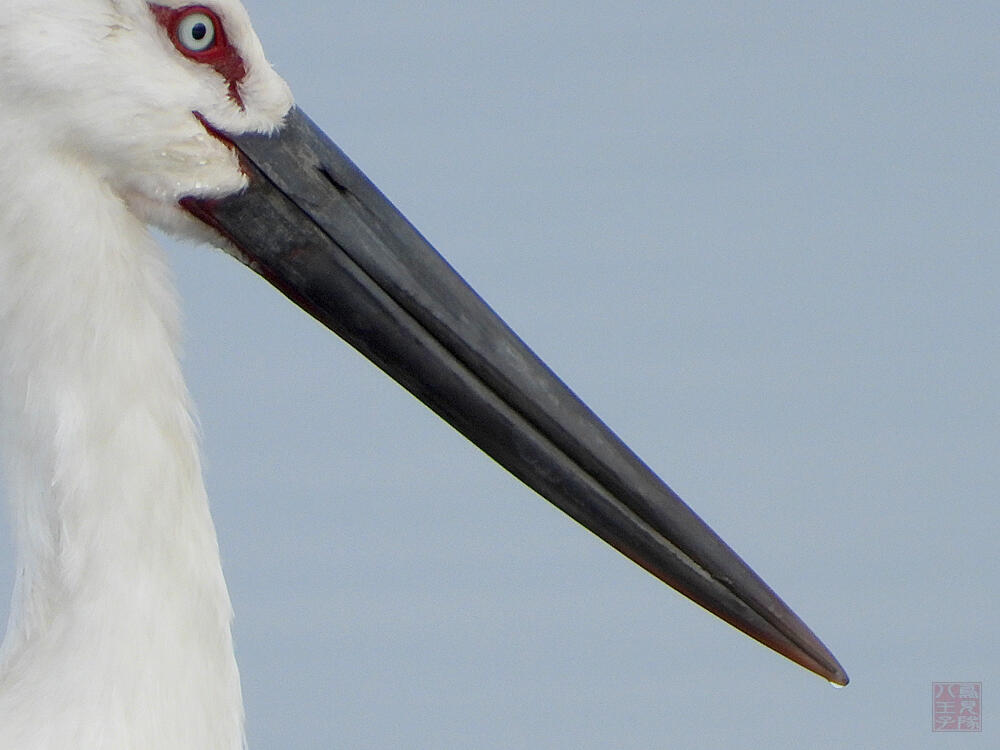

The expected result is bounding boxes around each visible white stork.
[0,1,846,747]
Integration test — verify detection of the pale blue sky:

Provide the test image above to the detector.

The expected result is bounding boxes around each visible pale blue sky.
[6,2,999,747]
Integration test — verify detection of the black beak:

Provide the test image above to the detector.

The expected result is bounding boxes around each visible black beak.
[182,106,847,686]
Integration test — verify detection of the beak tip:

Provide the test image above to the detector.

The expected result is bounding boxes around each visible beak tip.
[805,635,850,688]
[829,666,850,687]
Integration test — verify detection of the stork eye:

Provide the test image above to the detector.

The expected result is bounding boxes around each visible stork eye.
[150,3,247,108]
[176,12,217,53]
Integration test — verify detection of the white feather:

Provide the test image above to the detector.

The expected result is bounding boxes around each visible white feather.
[0,1,293,746]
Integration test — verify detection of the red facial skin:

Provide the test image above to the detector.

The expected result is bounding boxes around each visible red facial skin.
[149,4,247,109]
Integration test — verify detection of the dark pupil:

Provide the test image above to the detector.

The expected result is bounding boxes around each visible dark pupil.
[191,23,208,41]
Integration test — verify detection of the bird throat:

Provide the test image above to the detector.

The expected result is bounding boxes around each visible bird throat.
[0,157,245,748]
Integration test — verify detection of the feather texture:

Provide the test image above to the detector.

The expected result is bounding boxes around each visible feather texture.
[0,1,292,746]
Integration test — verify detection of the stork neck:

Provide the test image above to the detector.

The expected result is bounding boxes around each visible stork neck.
[0,154,245,747]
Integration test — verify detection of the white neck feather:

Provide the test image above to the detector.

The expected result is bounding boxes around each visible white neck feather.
[0,145,244,748]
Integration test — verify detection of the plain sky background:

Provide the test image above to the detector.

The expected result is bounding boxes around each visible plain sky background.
[2,1,998,748]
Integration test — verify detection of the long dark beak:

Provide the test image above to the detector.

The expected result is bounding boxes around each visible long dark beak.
[182,107,848,686]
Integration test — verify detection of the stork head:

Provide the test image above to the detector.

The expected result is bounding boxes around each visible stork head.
[0,1,849,686]
[0,0,292,231]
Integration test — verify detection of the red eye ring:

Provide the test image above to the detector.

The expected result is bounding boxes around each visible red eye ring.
[151,5,227,62]
[150,4,247,108]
